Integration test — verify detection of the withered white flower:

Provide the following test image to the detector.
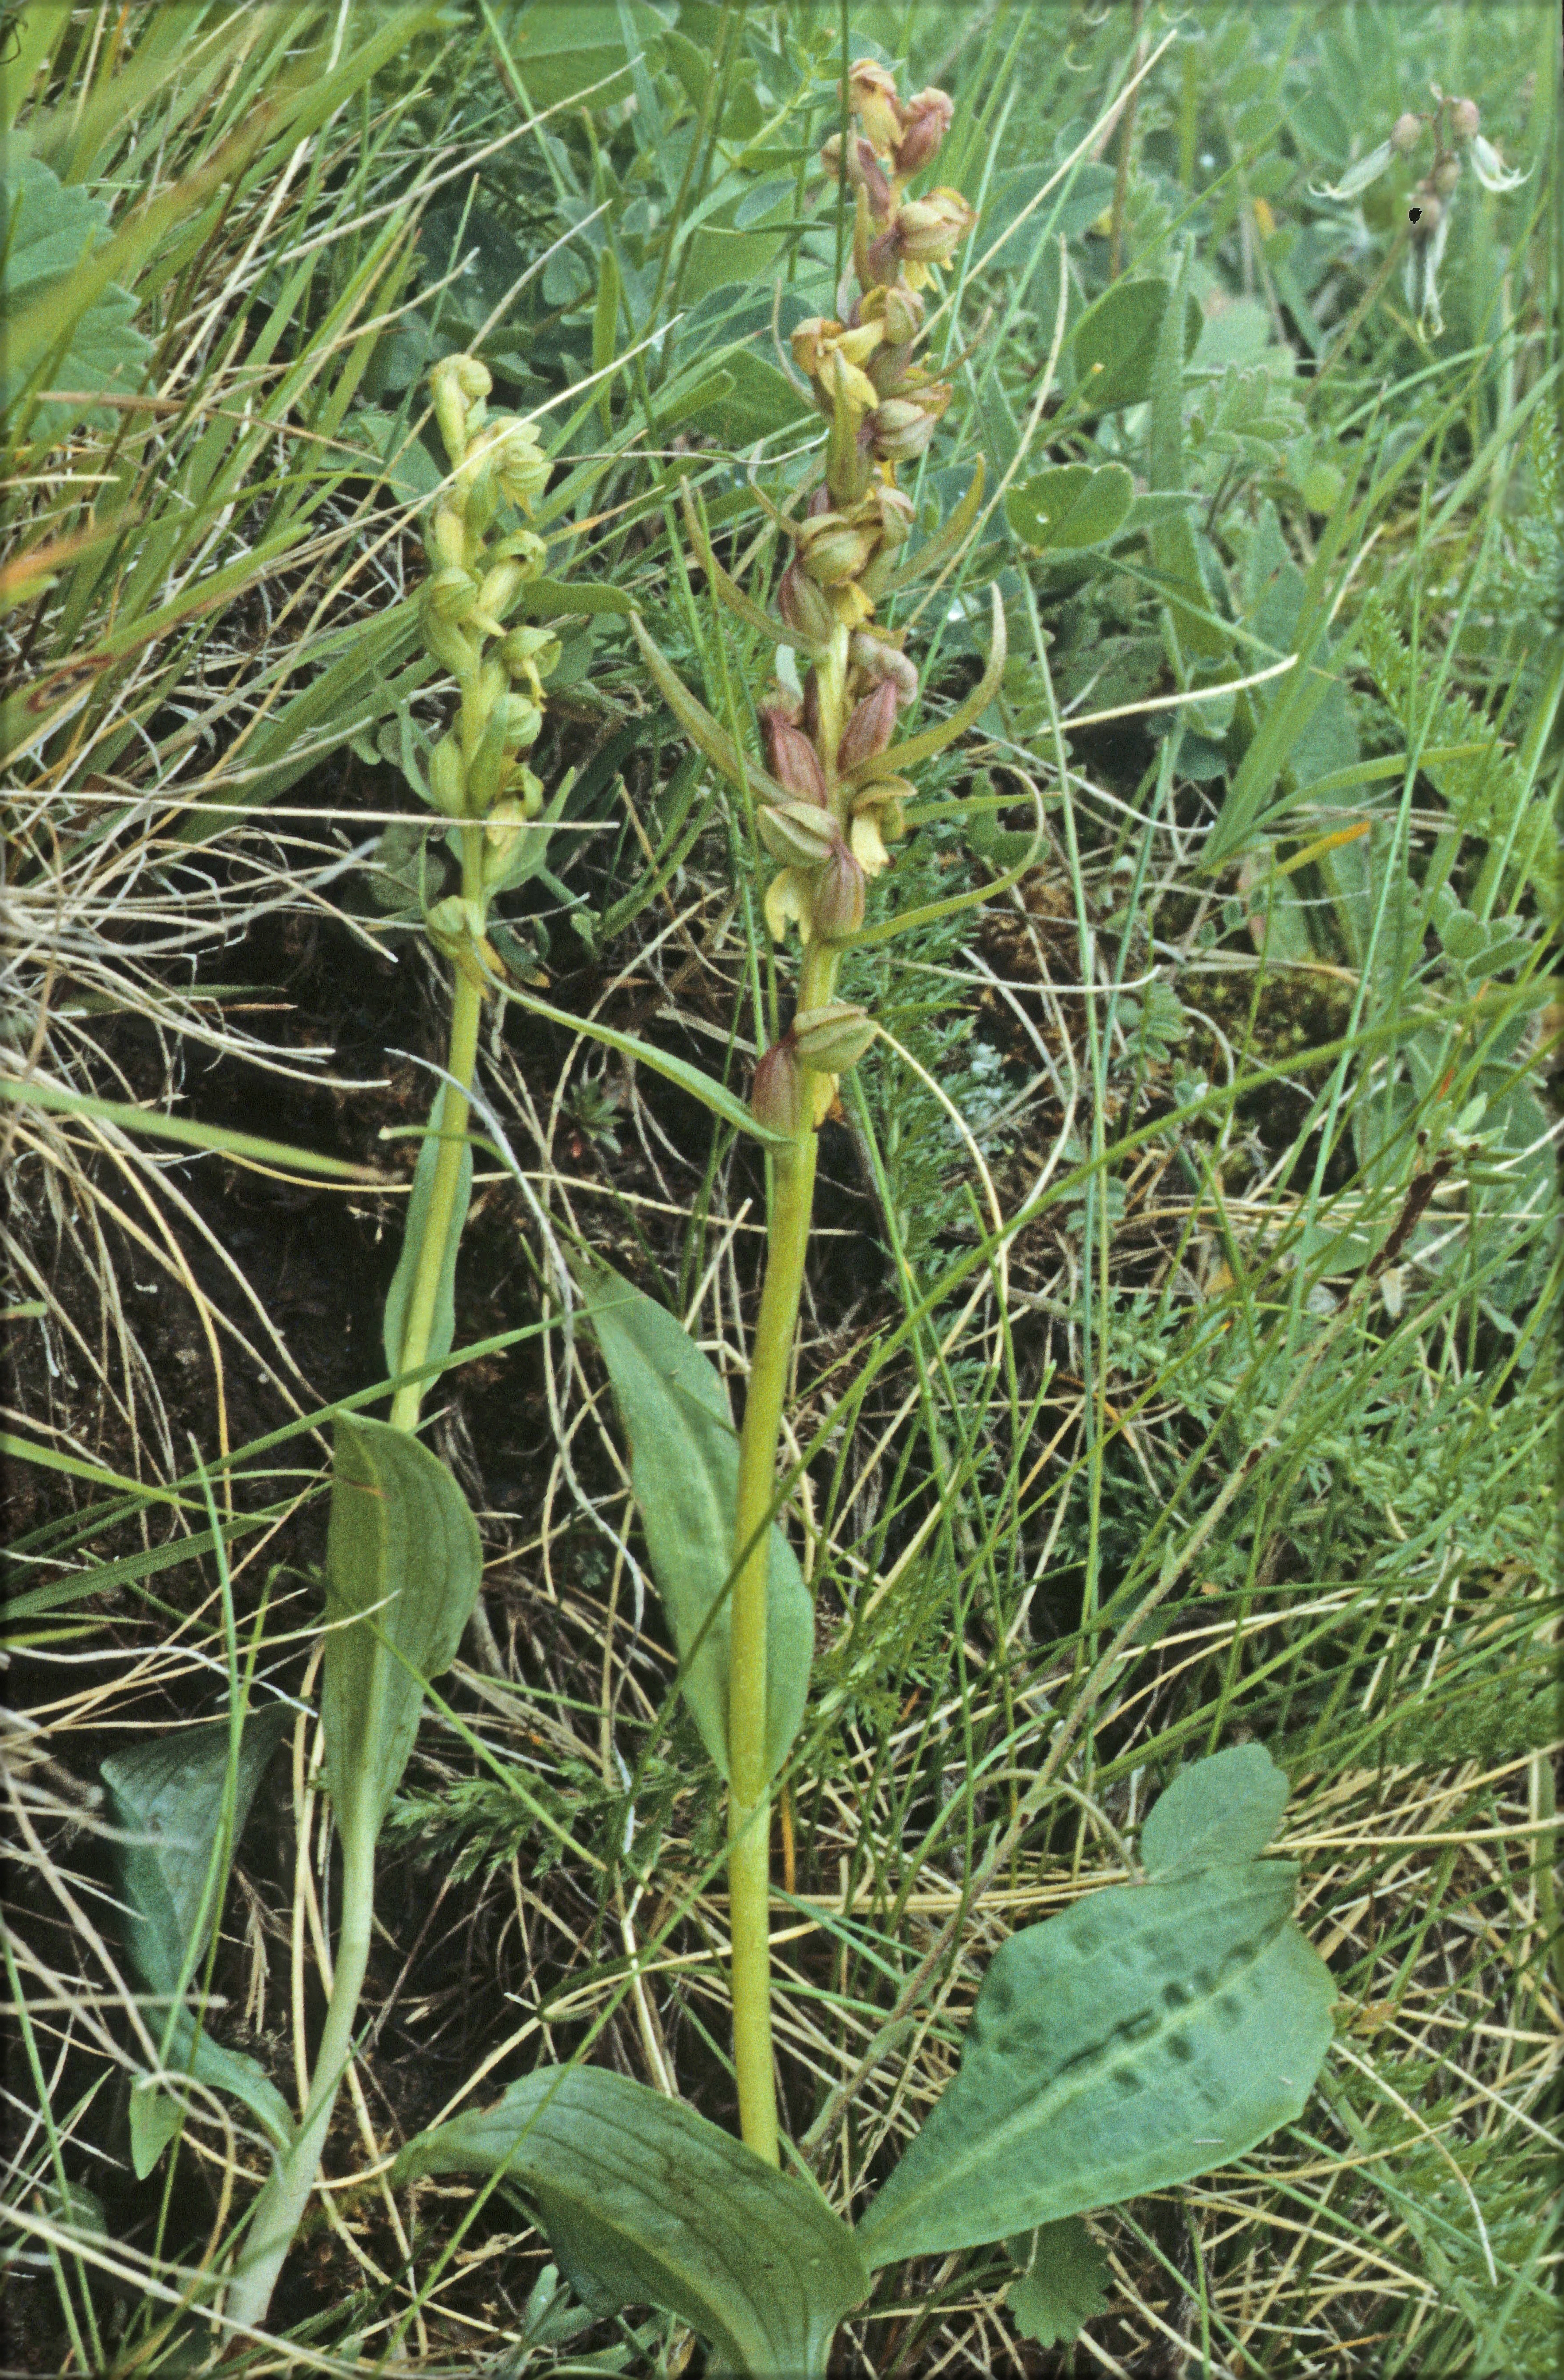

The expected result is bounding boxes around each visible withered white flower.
[1470,135,1530,193]
[1309,139,1397,203]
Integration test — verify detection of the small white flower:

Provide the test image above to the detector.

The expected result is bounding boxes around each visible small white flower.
[1310,138,1396,202]
[1470,135,1530,193]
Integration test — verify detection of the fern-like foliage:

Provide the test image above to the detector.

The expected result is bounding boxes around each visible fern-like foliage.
[1356,590,1556,907]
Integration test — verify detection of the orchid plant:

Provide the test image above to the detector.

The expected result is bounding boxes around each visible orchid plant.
[103,62,1339,2375]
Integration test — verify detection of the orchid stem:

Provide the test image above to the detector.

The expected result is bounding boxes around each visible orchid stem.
[728,942,837,2163]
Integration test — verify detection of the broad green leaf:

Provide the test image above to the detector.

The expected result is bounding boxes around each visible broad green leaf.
[382,1086,473,1381]
[101,1706,295,2002]
[672,349,813,448]
[393,2065,869,2378]
[0,155,152,437]
[580,1265,812,1783]
[1005,2217,1112,2348]
[1140,1743,1291,1877]
[1068,275,1200,417]
[102,1705,297,2172]
[320,1418,482,1860]
[857,1859,1335,2267]
[1006,462,1133,552]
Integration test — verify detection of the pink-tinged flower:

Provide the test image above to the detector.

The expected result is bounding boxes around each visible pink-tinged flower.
[893,187,975,264]
[1448,97,1480,140]
[757,800,840,868]
[893,87,953,178]
[811,843,866,941]
[837,676,899,772]
[848,59,904,157]
[792,1000,876,1070]
[760,705,829,804]
[849,633,919,706]
[751,1040,805,1136]
[797,514,880,587]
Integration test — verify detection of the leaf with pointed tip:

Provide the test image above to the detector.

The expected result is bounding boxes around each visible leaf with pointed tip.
[321,1417,482,1862]
[846,583,1007,787]
[580,1264,811,1783]
[857,1854,1335,2268]
[629,612,790,806]
[129,2010,295,2177]
[1141,1743,1291,1878]
[883,457,986,593]
[393,2066,870,2378]
[1005,2217,1112,2348]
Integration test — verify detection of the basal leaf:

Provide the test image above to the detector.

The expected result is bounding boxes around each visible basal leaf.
[857,1860,1335,2267]
[1140,1743,1291,1878]
[581,1265,812,1783]
[101,1705,295,2002]
[129,2008,295,2178]
[382,1085,473,1381]
[1006,461,1133,552]
[0,155,152,437]
[321,1417,482,1861]
[1005,2216,1112,2348]
[393,2065,870,2378]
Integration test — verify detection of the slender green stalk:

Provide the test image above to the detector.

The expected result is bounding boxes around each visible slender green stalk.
[389,831,485,1431]
[221,1828,375,2333]
[728,943,837,2164]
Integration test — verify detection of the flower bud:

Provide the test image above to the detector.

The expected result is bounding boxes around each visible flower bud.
[501,623,561,690]
[427,565,479,621]
[837,676,899,773]
[491,421,549,514]
[422,607,478,683]
[1432,153,1460,195]
[429,504,469,570]
[850,635,920,706]
[879,280,924,346]
[893,187,976,264]
[751,1039,806,1136]
[811,843,866,941]
[848,59,904,156]
[1390,112,1424,154]
[893,87,953,178]
[776,559,837,644]
[429,734,467,815]
[798,516,879,586]
[867,396,937,461]
[757,800,840,867]
[1410,191,1443,234]
[477,560,524,621]
[792,1000,876,1070]
[500,692,544,750]
[1449,97,1480,140]
[482,797,531,883]
[760,705,829,804]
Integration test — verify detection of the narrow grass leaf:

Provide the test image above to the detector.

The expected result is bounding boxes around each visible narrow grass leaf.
[393,2065,870,2377]
[0,1075,384,1180]
[581,1264,812,1783]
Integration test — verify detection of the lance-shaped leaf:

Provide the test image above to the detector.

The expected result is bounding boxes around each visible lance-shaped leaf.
[393,2065,870,2379]
[843,583,1006,786]
[383,1084,473,1380]
[857,1757,1335,2267]
[321,1417,482,1863]
[629,612,791,806]
[102,1705,297,2171]
[1005,2217,1112,2348]
[580,1264,812,1784]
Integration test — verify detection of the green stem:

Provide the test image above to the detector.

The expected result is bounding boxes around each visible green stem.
[388,831,485,1431]
[221,1826,375,2335]
[225,835,486,2332]
[728,942,837,2164]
